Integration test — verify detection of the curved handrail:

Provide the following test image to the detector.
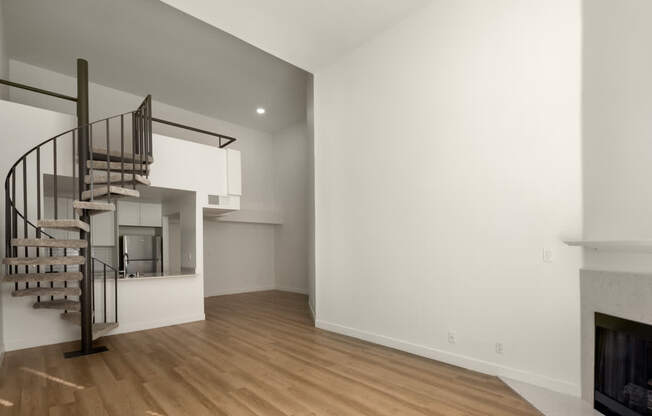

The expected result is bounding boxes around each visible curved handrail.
[4,110,133,184]
[4,111,132,240]
[4,96,152,243]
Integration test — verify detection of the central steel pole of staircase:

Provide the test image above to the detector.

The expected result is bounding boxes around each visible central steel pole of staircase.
[77,58,93,355]
[64,58,107,358]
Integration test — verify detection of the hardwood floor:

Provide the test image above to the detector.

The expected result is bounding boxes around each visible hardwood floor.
[0,291,541,415]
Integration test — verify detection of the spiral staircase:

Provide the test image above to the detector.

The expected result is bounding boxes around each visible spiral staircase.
[1,59,154,357]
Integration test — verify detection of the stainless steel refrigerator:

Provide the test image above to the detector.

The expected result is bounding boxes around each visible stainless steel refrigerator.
[120,235,162,276]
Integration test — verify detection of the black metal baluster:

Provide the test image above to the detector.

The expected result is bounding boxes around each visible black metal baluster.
[53,138,58,220]
[92,260,95,323]
[22,158,28,289]
[148,97,152,177]
[114,268,118,322]
[49,245,54,300]
[106,119,111,205]
[36,148,41,302]
[12,172,17,280]
[64,246,68,301]
[144,99,149,177]
[120,114,127,188]
[140,109,144,178]
[132,114,136,190]
[72,131,76,218]
[69,131,75,304]
[89,125,94,201]
[6,179,15,290]
[120,115,124,186]
[103,263,107,323]
[52,139,57,296]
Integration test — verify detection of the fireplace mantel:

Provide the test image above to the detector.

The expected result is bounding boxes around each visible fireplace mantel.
[565,240,652,253]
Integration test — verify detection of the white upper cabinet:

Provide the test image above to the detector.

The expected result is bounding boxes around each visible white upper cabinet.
[139,202,162,227]
[118,201,140,226]
[118,200,162,227]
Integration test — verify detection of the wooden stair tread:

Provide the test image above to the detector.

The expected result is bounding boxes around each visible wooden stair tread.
[91,147,153,164]
[34,299,80,311]
[13,287,80,297]
[92,322,119,340]
[61,313,119,340]
[11,238,87,249]
[2,256,85,266]
[87,160,150,172]
[38,219,90,232]
[3,272,83,283]
[72,200,115,216]
[84,172,151,186]
[81,185,140,201]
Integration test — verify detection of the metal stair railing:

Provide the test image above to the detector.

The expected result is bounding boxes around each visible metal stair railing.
[3,94,152,353]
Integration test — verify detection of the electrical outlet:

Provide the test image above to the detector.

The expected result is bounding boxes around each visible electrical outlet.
[448,331,456,344]
[542,248,553,263]
[495,342,504,355]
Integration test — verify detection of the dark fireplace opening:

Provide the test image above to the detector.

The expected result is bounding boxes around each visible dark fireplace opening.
[594,312,652,415]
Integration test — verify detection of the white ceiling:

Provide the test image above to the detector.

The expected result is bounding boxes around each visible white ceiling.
[3,0,310,132]
[160,0,432,72]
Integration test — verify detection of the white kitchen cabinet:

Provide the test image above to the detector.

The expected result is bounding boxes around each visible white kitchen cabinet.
[118,201,140,226]
[118,201,162,227]
[91,210,115,246]
[139,202,162,226]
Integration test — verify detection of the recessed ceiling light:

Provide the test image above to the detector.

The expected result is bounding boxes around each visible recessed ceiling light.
[256,107,266,115]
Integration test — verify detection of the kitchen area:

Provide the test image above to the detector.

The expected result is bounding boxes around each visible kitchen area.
[91,185,197,280]
[43,176,196,281]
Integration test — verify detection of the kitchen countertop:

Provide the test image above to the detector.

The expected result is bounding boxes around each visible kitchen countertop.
[94,272,197,281]
[120,272,197,281]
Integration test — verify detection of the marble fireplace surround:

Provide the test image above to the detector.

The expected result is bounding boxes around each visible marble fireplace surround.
[580,269,652,403]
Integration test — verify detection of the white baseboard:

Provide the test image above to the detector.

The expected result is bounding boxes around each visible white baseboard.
[5,332,78,352]
[276,286,308,295]
[4,314,206,352]
[316,319,580,397]
[205,285,309,297]
[205,285,276,297]
[110,313,205,335]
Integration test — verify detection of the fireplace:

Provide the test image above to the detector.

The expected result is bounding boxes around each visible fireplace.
[594,313,652,415]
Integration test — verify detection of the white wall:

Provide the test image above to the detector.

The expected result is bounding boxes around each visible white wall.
[0,100,76,350]
[203,221,276,296]
[273,122,310,294]
[314,0,582,395]
[582,0,652,272]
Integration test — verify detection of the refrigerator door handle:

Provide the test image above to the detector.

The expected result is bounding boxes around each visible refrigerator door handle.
[123,253,129,276]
